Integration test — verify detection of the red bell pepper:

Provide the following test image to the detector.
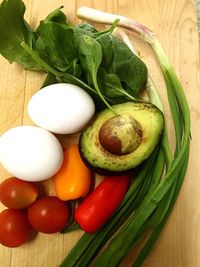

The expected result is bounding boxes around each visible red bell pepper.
[74,175,129,233]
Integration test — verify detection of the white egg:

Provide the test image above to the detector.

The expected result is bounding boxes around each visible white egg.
[28,83,95,134]
[0,126,63,182]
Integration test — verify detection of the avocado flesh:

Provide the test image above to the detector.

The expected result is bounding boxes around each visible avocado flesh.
[79,102,164,174]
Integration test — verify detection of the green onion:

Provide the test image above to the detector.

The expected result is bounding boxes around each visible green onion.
[60,7,190,267]
[60,145,163,267]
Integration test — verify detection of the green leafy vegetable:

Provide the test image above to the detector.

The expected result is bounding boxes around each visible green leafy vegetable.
[44,6,67,24]
[77,34,116,113]
[97,34,148,95]
[77,35,102,85]
[0,0,147,112]
[0,0,41,70]
[97,67,137,102]
[36,21,77,72]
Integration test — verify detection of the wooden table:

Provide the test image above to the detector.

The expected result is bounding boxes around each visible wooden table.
[0,0,199,266]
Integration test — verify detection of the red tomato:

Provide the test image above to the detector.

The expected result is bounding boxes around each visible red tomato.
[0,177,38,209]
[28,196,69,234]
[0,209,31,247]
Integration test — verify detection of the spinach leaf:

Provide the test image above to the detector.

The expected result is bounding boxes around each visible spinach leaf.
[0,0,147,112]
[96,34,113,69]
[35,8,83,76]
[77,23,97,32]
[36,6,71,68]
[77,34,117,113]
[35,36,51,66]
[97,34,148,95]
[77,35,102,86]
[74,23,98,38]
[0,0,42,70]
[45,7,68,25]
[98,67,136,103]
[64,59,82,78]
[36,21,77,72]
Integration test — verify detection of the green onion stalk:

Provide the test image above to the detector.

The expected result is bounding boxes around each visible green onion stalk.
[60,7,191,267]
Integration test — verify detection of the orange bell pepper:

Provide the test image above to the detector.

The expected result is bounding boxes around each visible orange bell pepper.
[54,144,91,201]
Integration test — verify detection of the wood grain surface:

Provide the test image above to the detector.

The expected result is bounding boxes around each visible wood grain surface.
[0,0,199,266]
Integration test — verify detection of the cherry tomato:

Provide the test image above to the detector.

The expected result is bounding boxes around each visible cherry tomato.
[28,196,69,234]
[0,177,38,209]
[0,209,31,247]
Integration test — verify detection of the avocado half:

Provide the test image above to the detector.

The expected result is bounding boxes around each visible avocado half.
[79,102,164,175]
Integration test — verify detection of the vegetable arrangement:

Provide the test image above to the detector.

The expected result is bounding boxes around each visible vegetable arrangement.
[0,0,191,267]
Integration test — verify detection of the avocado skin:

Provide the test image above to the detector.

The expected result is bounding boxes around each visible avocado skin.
[79,102,164,175]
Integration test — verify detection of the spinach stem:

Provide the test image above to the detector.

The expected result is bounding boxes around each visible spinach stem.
[20,41,105,99]
[20,41,61,77]
[93,77,118,115]
[109,19,120,34]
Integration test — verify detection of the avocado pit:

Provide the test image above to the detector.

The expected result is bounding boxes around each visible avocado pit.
[99,115,142,155]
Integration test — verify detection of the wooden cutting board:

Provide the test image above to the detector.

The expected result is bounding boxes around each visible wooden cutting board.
[0,0,199,266]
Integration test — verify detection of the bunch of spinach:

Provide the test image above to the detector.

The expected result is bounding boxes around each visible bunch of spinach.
[0,0,147,109]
